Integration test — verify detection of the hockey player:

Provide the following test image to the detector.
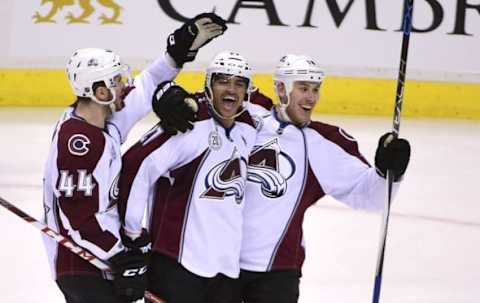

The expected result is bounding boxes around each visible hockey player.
[42,13,227,303]
[153,54,411,303]
[117,51,259,303]
[238,54,411,303]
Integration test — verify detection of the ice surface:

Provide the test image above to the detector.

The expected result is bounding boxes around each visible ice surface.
[0,108,479,302]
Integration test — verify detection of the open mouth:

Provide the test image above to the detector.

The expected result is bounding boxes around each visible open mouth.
[222,95,237,110]
[301,105,313,112]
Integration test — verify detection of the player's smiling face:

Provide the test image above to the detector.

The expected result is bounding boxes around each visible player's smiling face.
[286,81,321,126]
[211,73,248,121]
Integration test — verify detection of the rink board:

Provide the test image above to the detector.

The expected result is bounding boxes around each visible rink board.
[0,69,479,120]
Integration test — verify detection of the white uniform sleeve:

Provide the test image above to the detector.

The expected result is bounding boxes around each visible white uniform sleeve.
[306,128,399,212]
[108,54,180,144]
[120,131,193,236]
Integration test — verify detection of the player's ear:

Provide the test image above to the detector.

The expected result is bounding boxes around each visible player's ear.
[94,86,111,102]
[275,81,287,100]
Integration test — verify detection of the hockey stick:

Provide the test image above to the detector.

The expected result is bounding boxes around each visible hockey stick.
[372,1,414,302]
[0,196,165,303]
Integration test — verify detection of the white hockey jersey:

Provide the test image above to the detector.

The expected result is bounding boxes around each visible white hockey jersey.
[240,105,399,272]
[42,55,179,279]
[118,100,258,279]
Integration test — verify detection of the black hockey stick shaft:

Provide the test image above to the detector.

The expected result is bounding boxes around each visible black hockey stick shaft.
[372,1,413,302]
[0,196,165,303]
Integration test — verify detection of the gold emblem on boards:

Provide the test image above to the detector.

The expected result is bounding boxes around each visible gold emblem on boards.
[33,0,123,24]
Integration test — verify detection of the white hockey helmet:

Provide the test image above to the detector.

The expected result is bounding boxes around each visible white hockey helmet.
[273,54,325,104]
[66,48,132,106]
[205,51,253,106]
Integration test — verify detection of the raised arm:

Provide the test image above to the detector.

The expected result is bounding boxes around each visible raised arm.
[109,12,228,143]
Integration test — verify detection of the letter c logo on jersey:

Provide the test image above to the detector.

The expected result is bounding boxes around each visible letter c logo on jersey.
[201,148,247,204]
[68,134,91,156]
[247,139,295,198]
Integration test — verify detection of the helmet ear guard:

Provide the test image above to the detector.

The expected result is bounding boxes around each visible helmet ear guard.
[66,48,132,107]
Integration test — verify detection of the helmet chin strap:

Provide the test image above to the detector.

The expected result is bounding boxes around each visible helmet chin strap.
[211,103,247,121]
[108,102,118,113]
[205,88,248,121]
[275,87,310,127]
[277,103,292,123]
[91,88,119,112]
[274,84,293,123]
[277,97,311,128]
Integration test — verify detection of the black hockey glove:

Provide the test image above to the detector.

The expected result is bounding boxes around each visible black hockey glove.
[374,132,411,182]
[152,81,198,136]
[167,12,227,67]
[109,229,151,302]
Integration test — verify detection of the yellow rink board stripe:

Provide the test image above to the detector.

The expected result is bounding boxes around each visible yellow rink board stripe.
[0,69,479,120]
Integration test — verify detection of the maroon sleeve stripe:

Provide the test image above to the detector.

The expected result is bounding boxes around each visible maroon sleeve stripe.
[151,150,210,258]
[270,164,325,270]
[307,121,370,166]
[250,89,274,110]
[117,132,172,222]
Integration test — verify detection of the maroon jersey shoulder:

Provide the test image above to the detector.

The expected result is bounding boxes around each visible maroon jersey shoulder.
[250,89,274,110]
[235,109,256,128]
[57,118,106,170]
[307,121,369,166]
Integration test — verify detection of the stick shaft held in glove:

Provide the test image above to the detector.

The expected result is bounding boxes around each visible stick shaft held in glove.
[0,196,165,303]
[372,1,413,302]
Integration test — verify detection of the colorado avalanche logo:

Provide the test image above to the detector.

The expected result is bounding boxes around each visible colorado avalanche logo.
[105,173,120,210]
[201,148,247,204]
[109,173,120,201]
[247,139,295,198]
[68,134,90,156]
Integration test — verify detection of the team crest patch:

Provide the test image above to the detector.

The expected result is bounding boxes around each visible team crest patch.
[106,173,120,210]
[208,131,222,151]
[247,139,295,198]
[68,134,91,156]
[201,147,246,204]
[109,174,120,201]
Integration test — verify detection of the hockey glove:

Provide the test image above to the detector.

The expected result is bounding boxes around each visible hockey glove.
[374,132,411,182]
[109,229,151,302]
[167,12,227,67]
[152,81,198,136]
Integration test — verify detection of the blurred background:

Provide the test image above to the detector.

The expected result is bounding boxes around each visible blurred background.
[1,0,479,117]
